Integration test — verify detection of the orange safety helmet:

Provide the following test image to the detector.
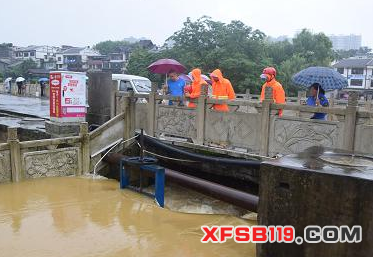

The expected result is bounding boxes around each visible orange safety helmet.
[262,67,277,77]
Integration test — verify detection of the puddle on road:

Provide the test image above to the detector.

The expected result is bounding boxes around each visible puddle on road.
[0,177,256,257]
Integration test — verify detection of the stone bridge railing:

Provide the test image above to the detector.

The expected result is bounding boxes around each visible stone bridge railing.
[0,123,90,183]
[2,86,372,184]
[115,86,373,157]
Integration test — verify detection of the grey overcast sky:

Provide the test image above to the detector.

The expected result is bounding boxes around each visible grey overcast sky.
[0,0,372,48]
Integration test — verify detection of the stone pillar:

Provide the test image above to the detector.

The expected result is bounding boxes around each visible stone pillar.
[343,91,358,151]
[79,122,90,175]
[366,95,372,112]
[147,83,157,137]
[7,127,21,182]
[196,94,206,145]
[328,93,335,121]
[123,92,135,147]
[296,91,306,117]
[260,87,274,156]
[258,148,373,257]
[244,88,251,100]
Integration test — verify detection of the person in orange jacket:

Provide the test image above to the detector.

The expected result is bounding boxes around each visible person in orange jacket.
[210,69,236,112]
[259,67,286,116]
[185,68,207,108]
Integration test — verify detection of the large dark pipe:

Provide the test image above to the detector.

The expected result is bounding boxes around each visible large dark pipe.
[104,153,258,212]
[142,135,261,168]
[165,168,258,212]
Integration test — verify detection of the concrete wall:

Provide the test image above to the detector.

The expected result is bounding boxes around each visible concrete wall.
[86,71,114,125]
[124,90,373,156]
[0,83,50,98]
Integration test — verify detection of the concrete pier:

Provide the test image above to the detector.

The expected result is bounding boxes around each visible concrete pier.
[258,147,373,257]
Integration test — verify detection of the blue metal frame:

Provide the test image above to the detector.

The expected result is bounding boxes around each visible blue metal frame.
[120,160,165,208]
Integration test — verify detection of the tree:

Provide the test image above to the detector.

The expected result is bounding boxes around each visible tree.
[277,54,308,96]
[292,29,333,66]
[125,18,334,95]
[166,16,268,93]
[334,46,372,60]
[5,59,37,79]
[93,40,132,55]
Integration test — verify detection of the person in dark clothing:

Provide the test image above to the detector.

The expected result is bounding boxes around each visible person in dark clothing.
[307,83,329,120]
[40,81,46,97]
[17,81,23,95]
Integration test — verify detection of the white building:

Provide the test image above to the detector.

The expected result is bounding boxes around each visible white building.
[328,34,362,51]
[14,45,58,69]
[56,47,100,70]
[333,57,373,90]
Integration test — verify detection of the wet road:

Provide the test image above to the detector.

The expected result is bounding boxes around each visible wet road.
[0,94,49,118]
[0,94,49,132]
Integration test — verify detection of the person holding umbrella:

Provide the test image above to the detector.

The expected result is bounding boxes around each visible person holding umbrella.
[16,77,25,95]
[166,70,186,106]
[38,78,48,97]
[307,83,329,120]
[292,66,348,120]
[185,68,207,108]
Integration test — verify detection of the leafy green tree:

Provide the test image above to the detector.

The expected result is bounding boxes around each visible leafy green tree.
[93,40,132,55]
[333,46,372,60]
[125,18,334,95]
[292,29,333,66]
[277,54,308,96]
[5,59,38,79]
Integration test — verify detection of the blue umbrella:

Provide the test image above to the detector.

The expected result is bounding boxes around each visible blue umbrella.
[292,67,348,91]
[38,78,49,82]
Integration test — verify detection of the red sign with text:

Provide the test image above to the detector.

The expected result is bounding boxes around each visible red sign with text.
[49,72,86,118]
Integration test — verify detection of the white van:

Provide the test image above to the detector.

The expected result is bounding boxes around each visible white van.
[112,74,151,94]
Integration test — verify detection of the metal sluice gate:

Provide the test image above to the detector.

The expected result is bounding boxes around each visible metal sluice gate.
[119,156,165,208]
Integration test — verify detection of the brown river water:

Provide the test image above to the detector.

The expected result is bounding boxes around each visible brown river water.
[0,177,256,257]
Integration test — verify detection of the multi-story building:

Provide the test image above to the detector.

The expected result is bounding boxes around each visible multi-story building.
[328,34,362,51]
[56,47,100,71]
[14,45,58,69]
[333,57,373,90]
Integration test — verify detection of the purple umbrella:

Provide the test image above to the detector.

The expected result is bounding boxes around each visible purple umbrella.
[147,59,186,74]
[181,73,212,85]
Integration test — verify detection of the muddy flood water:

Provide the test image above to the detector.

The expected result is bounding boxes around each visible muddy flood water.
[0,177,256,257]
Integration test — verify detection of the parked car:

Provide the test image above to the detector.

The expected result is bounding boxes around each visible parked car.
[112,74,151,94]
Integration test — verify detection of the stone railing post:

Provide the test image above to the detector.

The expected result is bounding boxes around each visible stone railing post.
[79,122,90,175]
[196,92,207,145]
[147,83,157,137]
[7,127,21,182]
[260,87,274,156]
[296,91,306,117]
[123,91,136,147]
[343,91,358,151]
[366,95,372,111]
[328,93,335,121]
[110,80,117,118]
[244,88,251,100]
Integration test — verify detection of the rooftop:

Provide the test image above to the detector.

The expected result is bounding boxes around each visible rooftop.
[333,58,373,68]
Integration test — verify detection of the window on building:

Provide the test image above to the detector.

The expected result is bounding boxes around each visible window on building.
[30,51,35,56]
[57,57,62,61]
[350,79,364,87]
[44,55,48,60]
[58,64,63,68]
[371,80,373,88]
[23,52,29,57]
[337,68,344,74]
[351,68,364,74]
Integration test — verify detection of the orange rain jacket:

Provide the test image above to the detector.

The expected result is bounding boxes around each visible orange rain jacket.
[188,68,207,108]
[210,69,236,112]
[260,78,286,115]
